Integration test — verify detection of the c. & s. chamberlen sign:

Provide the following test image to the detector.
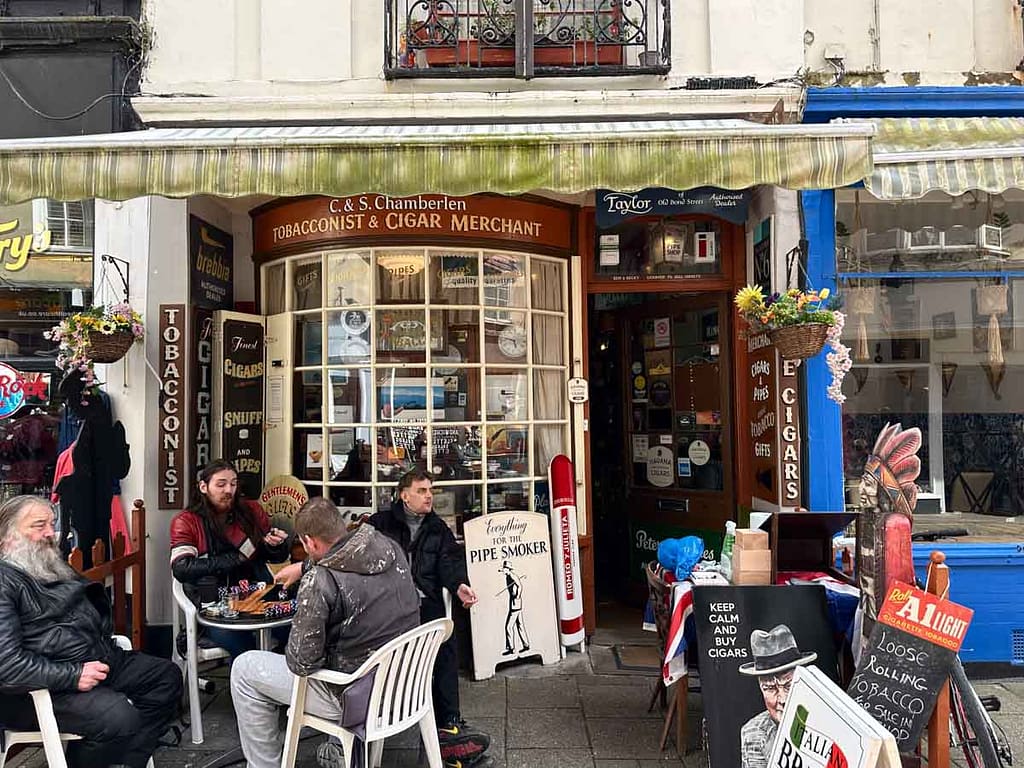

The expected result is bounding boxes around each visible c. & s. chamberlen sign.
[252,194,575,255]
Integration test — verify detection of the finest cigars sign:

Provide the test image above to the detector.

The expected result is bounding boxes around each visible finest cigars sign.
[220,317,265,499]
[158,305,187,509]
[252,194,575,254]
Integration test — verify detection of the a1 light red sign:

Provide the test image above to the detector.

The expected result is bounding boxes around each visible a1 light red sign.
[877,581,973,653]
[0,362,50,419]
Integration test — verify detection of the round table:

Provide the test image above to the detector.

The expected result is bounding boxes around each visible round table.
[196,611,293,651]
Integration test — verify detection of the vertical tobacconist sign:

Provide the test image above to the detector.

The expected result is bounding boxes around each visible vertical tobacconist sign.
[189,216,233,480]
[220,317,265,500]
[748,333,801,509]
[159,305,187,509]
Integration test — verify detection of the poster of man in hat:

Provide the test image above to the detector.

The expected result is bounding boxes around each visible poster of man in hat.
[692,585,839,768]
[738,624,818,768]
[499,560,530,655]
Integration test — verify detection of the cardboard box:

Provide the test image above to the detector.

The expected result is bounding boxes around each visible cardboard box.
[733,547,772,572]
[732,569,771,585]
[735,528,769,550]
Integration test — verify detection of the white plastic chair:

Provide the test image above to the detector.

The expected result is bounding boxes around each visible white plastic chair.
[280,617,454,768]
[171,578,230,745]
[0,636,155,768]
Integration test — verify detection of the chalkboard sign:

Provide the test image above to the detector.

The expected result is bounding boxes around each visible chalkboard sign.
[847,581,973,753]
[693,585,840,768]
[220,317,266,499]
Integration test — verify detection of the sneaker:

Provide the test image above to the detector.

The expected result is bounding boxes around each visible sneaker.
[316,739,345,768]
[438,717,490,763]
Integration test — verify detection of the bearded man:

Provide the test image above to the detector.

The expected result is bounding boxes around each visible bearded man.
[0,495,182,768]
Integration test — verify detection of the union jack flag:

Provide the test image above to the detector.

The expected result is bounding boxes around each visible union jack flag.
[663,581,694,686]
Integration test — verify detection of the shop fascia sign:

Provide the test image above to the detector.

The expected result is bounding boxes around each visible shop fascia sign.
[596,187,750,228]
[0,218,54,272]
[0,362,50,419]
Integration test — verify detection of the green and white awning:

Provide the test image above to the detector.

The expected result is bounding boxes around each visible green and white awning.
[863,117,1024,200]
[0,120,874,204]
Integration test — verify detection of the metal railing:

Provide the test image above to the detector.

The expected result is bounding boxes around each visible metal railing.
[385,0,670,78]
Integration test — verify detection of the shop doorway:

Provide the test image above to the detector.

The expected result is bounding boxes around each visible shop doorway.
[589,291,735,616]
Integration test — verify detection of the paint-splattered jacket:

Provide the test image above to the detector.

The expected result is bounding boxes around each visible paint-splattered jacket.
[286,524,420,677]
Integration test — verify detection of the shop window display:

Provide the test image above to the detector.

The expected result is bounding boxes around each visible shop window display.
[264,247,571,534]
[836,189,1024,515]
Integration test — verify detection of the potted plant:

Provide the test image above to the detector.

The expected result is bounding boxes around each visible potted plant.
[45,302,145,394]
[734,285,851,402]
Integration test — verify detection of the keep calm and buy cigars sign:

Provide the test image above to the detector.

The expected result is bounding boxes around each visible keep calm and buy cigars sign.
[252,194,575,255]
[465,511,560,680]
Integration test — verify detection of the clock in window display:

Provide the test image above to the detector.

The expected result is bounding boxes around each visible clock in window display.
[497,323,528,359]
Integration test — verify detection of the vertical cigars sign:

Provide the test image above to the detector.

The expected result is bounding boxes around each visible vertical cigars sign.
[748,333,802,508]
[220,317,265,500]
[159,305,187,509]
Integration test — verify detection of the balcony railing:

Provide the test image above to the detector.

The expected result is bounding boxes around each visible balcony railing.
[385,0,670,78]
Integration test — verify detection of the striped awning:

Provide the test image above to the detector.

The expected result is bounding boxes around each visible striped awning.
[0,120,874,204]
[863,117,1024,200]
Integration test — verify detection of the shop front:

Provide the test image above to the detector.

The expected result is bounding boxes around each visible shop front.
[0,119,874,629]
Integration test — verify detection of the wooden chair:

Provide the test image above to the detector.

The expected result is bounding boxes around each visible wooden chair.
[281,618,454,768]
[645,561,687,754]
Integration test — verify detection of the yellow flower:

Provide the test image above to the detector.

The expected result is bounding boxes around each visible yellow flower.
[734,285,766,314]
[99,320,117,335]
[819,288,830,299]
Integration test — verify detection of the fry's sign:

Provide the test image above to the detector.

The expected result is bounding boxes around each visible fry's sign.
[0,363,50,419]
[0,219,53,272]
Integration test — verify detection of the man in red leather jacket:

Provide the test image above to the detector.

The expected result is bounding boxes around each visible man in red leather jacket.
[170,459,290,657]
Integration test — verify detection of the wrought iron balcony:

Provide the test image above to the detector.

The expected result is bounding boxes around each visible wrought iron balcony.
[385,0,670,78]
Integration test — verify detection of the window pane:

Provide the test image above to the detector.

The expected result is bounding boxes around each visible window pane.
[534,424,566,474]
[293,371,322,424]
[432,425,483,481]
[486,424,529,479]
[430,251,479,305]
[264,263,286,314]
[326,369,373,425]
[294,428,325,482]
[534,370,564,420]
[377,250,425,303]
[326,428,371,482]
[293,257,323,310]
[377,309,429,364]
[376,425,428,482]
[431,309,480,364]
[328,484,373,509]
[533,315,564,365]
[484,252,527,308]
[594,220,722,280]
[531,258,564,311]
[432,368,482,422]
[485,368,529,421]
[488,481,531,512]
[484,311,528,363]
[327,251,371,306]
[295,316,322,366]
[326,309,371,364]
[377,368,442,423]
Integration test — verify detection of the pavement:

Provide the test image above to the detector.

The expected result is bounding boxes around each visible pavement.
[6,619,1021,768]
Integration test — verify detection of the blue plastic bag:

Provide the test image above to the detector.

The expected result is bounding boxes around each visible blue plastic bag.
[657,536,705,580]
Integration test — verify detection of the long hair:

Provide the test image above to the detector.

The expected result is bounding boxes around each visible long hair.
[187,459,260,544]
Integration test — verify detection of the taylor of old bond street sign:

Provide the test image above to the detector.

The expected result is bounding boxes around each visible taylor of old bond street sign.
[252,195,575,254]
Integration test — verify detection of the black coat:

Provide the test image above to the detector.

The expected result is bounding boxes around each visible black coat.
[368,502,468,606]
[0,561,118,694]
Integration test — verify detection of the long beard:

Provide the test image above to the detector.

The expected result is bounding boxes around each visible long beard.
[2,535,77,583]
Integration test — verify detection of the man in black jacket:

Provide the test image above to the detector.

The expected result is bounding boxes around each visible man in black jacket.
[0,495,182,768]
[366,470,490,767]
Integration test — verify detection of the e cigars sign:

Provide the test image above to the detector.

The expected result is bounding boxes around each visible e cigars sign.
[848,582,973,752]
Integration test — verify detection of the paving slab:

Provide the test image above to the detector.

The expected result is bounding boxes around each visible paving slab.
[588,717,677,761]
[508,676,581,709]
[581,682,663,719]
[506,748,596,768]
[507,708,590,749]
[460,676,509,718]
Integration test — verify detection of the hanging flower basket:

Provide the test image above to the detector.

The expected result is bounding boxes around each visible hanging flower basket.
[769,322,831,360]
[45,302,145,396]
[84,328,136,364]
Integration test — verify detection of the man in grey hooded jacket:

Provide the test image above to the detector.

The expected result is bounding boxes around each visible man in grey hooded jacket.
[230,497,420,768]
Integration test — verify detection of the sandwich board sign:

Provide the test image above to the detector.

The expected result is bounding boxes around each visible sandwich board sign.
[465,511,560,680]
[847,582,973,753]
[767,665,901,768]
